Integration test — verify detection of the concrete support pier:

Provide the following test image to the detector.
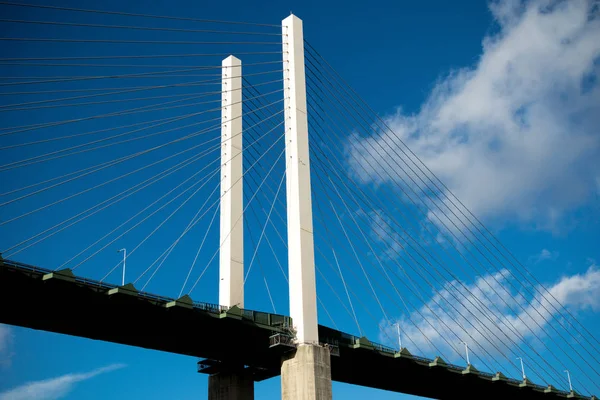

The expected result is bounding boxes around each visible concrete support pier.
[282,345,332,400]
[208,370,254,400]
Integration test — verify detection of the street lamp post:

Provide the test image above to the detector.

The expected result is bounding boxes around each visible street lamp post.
[394,322,402,351]
[118,248,126,286]
[564,369,573,392]
[459,341,470,365]
[516,357,526,380]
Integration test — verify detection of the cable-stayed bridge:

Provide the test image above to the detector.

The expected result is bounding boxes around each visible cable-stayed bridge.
[0,3,598,399]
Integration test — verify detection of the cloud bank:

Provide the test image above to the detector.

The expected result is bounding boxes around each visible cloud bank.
[349,0,600,231]
[0,364,126,400]
[380,262,600,364]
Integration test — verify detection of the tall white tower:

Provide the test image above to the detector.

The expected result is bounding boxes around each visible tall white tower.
[281,14,332,400]
[219,55,244,308]
[282,14,319,345]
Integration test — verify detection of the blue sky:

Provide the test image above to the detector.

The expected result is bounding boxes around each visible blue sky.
[0,0,599,399]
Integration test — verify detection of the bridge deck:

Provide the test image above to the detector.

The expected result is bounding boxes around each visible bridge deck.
[0,259,589,399]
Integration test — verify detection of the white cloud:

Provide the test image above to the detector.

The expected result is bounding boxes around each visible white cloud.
[349,0,600,231]
[380,262,600,365]
[0,364,126,400]
[0,324,14,369]
[529,248,559,264]
[545,263,600,311]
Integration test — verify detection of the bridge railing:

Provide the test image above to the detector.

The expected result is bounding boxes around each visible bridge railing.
[75,276,117,291]
[444,364,465,372]
[370,342,397,354]
[529,383,551,391]
[139,291,176,304]
[193,301,227,314]
[2,258,51,274]
[506,377,522,385]
[411,355,433,364]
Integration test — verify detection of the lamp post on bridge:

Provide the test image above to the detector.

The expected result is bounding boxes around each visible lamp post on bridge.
[516,357,526,380]
[564,369,573,392]
[117,248,126,286]
[459,341,470,365]
[394,322,402,350]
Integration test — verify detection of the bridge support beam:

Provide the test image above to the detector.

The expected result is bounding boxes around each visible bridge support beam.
[208,370,254,400]
[219,55,244,309]
[282,344,332,400]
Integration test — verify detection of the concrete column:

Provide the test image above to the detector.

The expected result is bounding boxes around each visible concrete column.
[282,345,332,400]
[209,370,254,400]
[219,55,244,309]
[281,15,331,400]
[282,14,319,346]
[213,56,254,400]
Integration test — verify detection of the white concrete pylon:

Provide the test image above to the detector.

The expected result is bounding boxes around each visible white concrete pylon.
[282,14,319,345]
[219,55,244,309]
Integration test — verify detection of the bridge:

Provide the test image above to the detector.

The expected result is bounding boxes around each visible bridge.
[0,258,586,399]
[0,3,599,400]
